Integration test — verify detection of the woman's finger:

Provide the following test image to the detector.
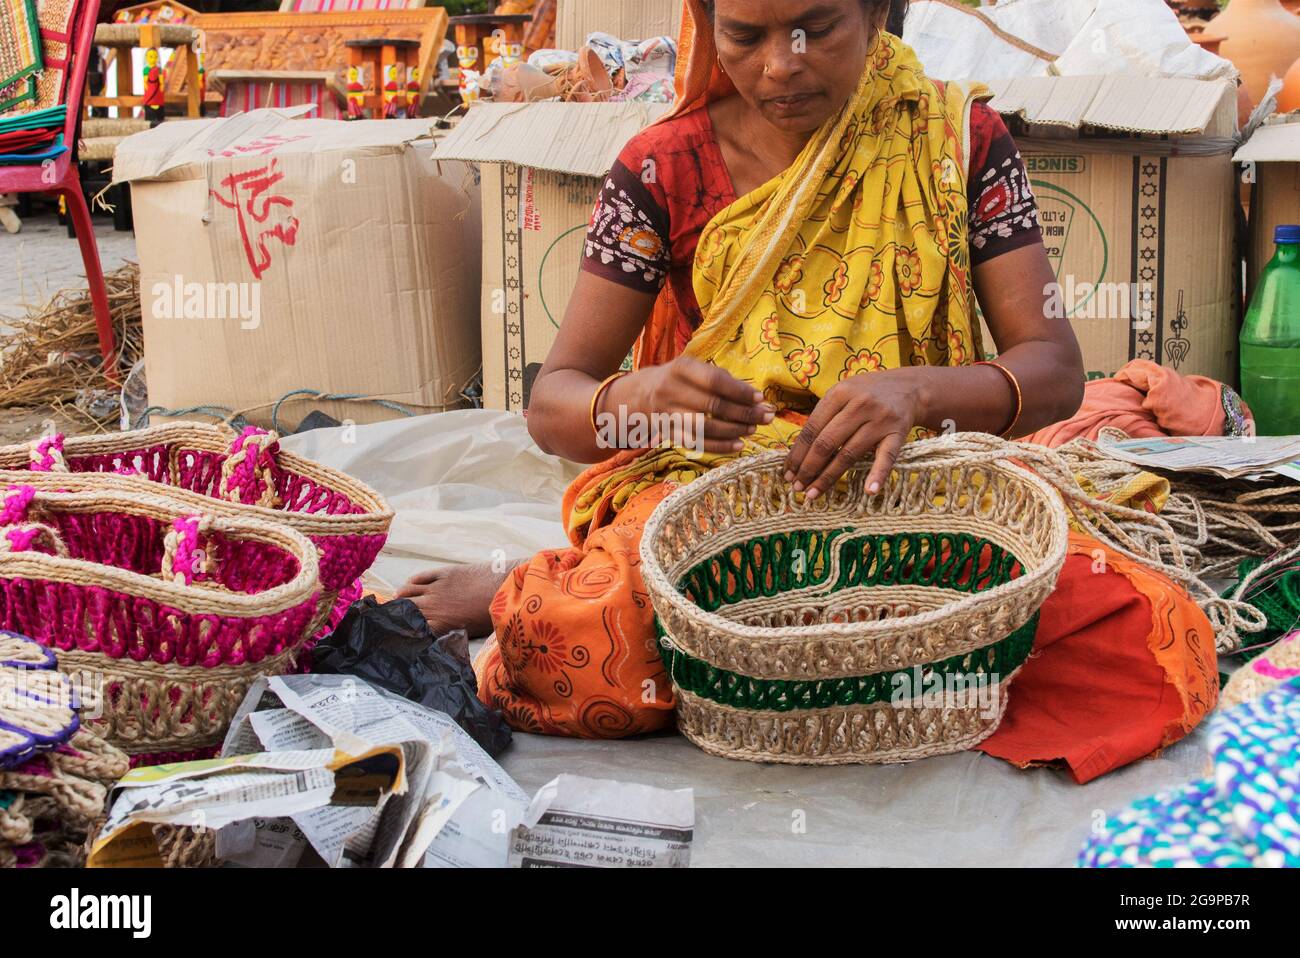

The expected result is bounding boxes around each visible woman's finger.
[677,357,766,407]
[803,424,885,501]
[783,389,848,484]
[676,387,774,427]
[863,432,905,495]
[790,401,862,493]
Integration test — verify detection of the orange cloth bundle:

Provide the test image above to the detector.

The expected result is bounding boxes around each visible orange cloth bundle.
[1023,360,1251,448]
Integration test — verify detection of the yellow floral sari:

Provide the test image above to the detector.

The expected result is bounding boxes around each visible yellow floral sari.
[567,12,987,543]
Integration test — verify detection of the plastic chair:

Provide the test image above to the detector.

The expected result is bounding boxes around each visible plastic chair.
[0,0,117,378]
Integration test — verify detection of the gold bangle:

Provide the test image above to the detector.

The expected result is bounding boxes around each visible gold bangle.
[975,361,1024,439]
[589,371,628,439]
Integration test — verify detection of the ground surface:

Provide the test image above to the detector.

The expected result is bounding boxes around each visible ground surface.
[0,208,137,440]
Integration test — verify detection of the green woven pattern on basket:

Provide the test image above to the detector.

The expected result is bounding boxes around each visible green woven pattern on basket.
[657,612,1038,713]
[661,530,1035,713]
[678,529,1024,613]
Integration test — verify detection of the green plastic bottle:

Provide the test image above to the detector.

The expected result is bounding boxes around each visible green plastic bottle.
[1241,225,1300,437]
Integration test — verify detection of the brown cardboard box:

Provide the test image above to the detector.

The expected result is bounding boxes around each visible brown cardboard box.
[433,101,670,411]
[986,76,1241,383]
[556,0,682,49]
[1235,114,1300,306]
[112,109,481,430]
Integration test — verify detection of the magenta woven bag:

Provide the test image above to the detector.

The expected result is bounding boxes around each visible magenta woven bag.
[0,483,324,757]
[0,423,393,614]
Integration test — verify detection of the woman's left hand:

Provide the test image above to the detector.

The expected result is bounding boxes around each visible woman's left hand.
[783,369,927,502]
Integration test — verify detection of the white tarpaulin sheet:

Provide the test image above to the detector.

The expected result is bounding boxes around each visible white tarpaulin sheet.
[905,0,1236,82]
[280,411,1211,866]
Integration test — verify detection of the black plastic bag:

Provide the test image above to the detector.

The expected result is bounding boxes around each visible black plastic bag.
[312,596,512,757]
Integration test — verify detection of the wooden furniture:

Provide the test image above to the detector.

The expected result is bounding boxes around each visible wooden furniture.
[279,0,427,11]
[344,37,419,118]
[87,22,202,120]
[191,8,448,115]
[0,0,118,375]
[209,70,347,119]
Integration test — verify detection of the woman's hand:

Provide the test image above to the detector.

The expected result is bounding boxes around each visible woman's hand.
[603,356,775,456]
[783,369,928,501]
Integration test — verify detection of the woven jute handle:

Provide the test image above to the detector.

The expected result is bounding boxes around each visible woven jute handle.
[0,484,70,557]
[217,427,282,509]
[159,514,218,586]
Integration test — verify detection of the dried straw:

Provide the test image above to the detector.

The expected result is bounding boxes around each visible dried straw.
[0,263,143,415]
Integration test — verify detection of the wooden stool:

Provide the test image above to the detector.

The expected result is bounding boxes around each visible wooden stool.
[87,22,202,120]
[344,37,421,119]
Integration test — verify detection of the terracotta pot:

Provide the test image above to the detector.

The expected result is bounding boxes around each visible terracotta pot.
[1280,57,1300,113]
[1238,80,1257,127]
[1282,0,1300,14]
[1209,0,1300,103]
[1188,29,1227,55]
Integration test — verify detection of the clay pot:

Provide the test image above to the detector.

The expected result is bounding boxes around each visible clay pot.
[1238,80,1257,128]
[1280,57,1300,113]
[1188,29,1227,56]
[1282,0,1300,14]
[1209,0,1300,103]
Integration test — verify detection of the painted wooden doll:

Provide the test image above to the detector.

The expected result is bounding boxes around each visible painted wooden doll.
[141,47,165,126]
[346,65,366,120]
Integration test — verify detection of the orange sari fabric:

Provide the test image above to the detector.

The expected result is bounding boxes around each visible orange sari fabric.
[475,483,675,738]
[978,533,1220,783]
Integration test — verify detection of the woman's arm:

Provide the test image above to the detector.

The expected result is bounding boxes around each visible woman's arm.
[528,271,773,463]
[783,242,1085,499]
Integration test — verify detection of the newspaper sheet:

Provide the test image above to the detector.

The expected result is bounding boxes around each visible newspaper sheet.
[86,747,402,867]
[1097,436,1300,480]
[507,774,694,868]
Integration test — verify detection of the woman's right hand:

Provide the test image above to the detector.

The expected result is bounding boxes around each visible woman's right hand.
[600,356,775,455]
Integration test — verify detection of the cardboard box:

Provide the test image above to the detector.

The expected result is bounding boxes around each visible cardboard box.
[986,76,1242,384]
[1235,114,1300,306]
[556,0,682,49]
[113,108,482,429]
[433,101,670,411]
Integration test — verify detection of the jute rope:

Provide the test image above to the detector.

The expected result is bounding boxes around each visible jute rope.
[1055,432,1295,649]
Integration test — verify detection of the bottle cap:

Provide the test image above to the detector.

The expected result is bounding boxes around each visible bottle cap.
[1277,225,1300,245]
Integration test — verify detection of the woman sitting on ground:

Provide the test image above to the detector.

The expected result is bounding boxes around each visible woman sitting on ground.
[397,0,1217,764]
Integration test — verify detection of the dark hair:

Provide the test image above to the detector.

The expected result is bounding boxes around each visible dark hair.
[702,0,909,37]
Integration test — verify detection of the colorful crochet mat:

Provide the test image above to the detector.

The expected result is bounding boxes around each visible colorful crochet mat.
[0,0,42,112]
[1079,676,1300,868]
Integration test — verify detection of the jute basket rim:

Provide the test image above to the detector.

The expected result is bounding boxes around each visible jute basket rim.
[639,444,1070,647]
[0,468,387,540]
[0,487,321,616]
[0,421,394,533]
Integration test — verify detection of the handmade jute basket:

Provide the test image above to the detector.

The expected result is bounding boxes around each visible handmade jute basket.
[0,423,392,616]
[0,483,323,757]
[639,437,1071,765]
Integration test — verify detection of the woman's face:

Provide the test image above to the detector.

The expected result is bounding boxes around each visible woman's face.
[712,0,879,135]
